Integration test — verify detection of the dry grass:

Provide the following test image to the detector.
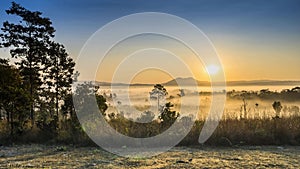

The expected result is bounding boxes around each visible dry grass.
[1,116,300,146]
[0,145,299,168]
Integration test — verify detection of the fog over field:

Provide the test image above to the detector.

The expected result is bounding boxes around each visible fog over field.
[99,85,300,121]
[1,1,300,168]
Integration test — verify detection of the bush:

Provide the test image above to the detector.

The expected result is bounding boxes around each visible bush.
[1,115,299,146]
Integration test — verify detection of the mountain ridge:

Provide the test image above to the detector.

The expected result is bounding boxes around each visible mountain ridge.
[95,77,300,86]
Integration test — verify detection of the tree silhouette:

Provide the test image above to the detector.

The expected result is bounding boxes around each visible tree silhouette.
[0,2,76,129]
[240,91,249,119]
[45,42,75,120]
[0,58,30,136]
[0,2,55,126]
[159,102,179,128]
[72,82,108,117]
[272,101,282,118]
[149,84,168,112]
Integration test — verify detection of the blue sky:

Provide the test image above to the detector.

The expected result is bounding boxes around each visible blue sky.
[1,0,300,81]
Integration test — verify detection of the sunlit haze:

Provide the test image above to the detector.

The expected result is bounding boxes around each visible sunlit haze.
[1,0,300,83]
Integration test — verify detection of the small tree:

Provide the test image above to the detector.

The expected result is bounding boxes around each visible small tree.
[72,82,108,117]
[149,84,168,112]
[272,101,282,118]
[159,102,179,128]
[240,91,250,119]
[179,89,185,97]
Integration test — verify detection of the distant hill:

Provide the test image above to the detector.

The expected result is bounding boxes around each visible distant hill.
[226,80,300,86]
[95,81,153,86]
[95,77,300,87]
[163,77,210,86]
[164,77,300,86]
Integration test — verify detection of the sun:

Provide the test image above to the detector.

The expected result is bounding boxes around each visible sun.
[206,64,220,75]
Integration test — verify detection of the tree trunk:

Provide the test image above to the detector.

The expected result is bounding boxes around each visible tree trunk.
[55,57,59,121]
[29,59,35,126]
[28,33,34,127]
[157,93,160,113]
[10,105,14,137]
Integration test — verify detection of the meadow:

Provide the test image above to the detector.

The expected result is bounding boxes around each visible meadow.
[77,84,300,146]
[1,145,299,168]
[1,84,299,147]
[1,1,300,168]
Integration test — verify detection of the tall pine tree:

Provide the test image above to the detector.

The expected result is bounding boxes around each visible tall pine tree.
[0,2,55,126]
[0,2,75,130]
[45,42,75,121]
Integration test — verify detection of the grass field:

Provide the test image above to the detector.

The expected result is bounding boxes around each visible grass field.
[1,145,299,168]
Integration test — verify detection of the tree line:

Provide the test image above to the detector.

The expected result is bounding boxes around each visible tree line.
[0,2,80,138]
[1,2,299,146]
[0,2,180,143]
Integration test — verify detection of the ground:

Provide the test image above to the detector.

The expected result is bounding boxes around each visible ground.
[0,145,299,168]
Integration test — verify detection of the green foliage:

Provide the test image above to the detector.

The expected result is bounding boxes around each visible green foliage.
[0,58,30,136]
[151,84,168,95]
[0,2,299,147]
[0,2,56,125]
[227,88,300,102]
[72,82,108,117]
[159,102,180,128]
[96,94,108,116]
[150,84,168,112]
[44,42,75,119]
[0,2,76,142]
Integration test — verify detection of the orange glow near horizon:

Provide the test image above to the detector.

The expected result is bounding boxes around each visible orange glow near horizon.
[129,69,175,84]
[90,33,300,83]
[95,34,214,84]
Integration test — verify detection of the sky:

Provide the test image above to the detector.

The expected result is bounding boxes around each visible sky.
[0,0,300,83]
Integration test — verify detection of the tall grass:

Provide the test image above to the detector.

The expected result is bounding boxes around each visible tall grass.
[194,116,300,146]
[1,114,299,146]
